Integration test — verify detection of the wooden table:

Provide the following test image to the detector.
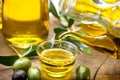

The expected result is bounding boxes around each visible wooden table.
[0,17,120,80]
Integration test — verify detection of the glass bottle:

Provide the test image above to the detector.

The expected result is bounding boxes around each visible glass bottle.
[2,0,50,48]
[59,0,120,59]
[59,0,99,21]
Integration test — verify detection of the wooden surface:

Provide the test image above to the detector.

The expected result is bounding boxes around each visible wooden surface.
[0,17,120,80]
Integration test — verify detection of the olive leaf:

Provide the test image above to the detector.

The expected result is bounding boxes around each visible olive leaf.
[68,19,74,28]
[54,28,67,39]
[64,36,91,55]
[79,43,91,55]
[0,45,37,66]
[20,45,37,57]
[0,55,19,66]
[49,0,60,19]
[59,15,69,27]
[54,28,67,34]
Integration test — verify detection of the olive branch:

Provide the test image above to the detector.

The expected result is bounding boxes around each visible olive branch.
[0,0,108,80]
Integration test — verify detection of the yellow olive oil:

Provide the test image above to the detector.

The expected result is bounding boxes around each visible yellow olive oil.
[100,6,120,23]
[74,0,98,15]
[2,0,49,48]
[79,22,107,36]
[63,0,120,23]
[39,48,75,77]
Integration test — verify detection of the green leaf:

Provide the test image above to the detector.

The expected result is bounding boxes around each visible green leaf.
[68,18,74,28]
[79,43,91,55]
[20,45,37,57]
[63,36,91,55]
[54,28,67,34]
[0,45,37,66]
[60,15,68,21]
[76,64,90,80]
[59,15,69,27]
[54,28,67,40]
[49,0,60,19]
[0,55,19,66]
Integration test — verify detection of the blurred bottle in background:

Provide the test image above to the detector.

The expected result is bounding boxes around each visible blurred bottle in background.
[93,0,120,24]
[59,0,120,59]
[2,0,50,49]
[59,0,120,37]
[59,0,120,24]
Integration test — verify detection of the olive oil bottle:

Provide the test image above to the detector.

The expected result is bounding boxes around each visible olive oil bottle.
[59,0,120,59]
[2,0,49,48]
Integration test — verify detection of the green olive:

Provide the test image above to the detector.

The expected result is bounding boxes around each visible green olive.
[12,70,27,80]
[12,57,31,72]
[76,64,90,80]
[27,66,41,80]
